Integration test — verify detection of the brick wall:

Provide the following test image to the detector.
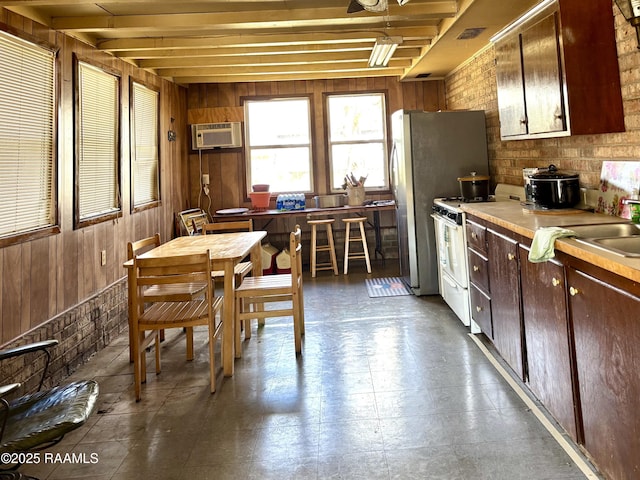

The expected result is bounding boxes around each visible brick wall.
[0,279,128,398]
[445,3,640,190]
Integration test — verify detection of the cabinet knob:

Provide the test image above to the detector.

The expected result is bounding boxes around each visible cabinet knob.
[519,118,527,125]
[471,232,478,240]
[507,253,515,261]
[551,277,560,287]
[476,306,482,312]
[569,286,580,296]
[473,265,480,272]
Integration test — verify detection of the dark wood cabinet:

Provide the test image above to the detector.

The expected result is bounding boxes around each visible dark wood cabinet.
[487,229,525,380]
[492,0,624,140]
[567,265,640,480]
[466,219,492,338]
[519,246,578,441]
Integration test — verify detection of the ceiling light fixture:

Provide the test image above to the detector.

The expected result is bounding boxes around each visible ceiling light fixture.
[615,0,640,48]
[368,36,402,67]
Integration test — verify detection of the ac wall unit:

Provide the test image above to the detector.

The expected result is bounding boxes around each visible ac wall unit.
[191,122,242,149]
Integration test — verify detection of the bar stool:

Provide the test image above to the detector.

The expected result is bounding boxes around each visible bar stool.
[308,218,339,277]
[342,217,372,274]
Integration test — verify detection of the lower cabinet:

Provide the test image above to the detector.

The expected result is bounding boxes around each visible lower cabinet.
[487,228,525,380]
[567,265,640,480]
[466,213,640,479]
[519,246,578,441]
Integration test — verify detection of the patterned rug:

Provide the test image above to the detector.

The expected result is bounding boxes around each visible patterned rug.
[365,277,412,298]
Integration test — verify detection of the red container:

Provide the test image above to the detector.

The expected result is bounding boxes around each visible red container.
[249,192,271,211]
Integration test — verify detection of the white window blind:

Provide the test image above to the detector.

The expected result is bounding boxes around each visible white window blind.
[77,61,120,223]
[131,82,159,207]
[0,30,56,238]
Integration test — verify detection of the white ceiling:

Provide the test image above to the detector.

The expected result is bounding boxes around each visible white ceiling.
[3,0,541,84]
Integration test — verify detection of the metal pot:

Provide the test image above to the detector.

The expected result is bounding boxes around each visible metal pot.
[457,172,490,201]
[526,164,580,209]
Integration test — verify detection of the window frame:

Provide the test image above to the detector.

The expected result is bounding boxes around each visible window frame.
[242,94,314,195]
[0,25,60,248]
[325,91,391,193]
[73,55,122,229]
[130,78,161,213]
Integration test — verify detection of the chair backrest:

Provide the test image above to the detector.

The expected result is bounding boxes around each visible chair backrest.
[127,233,161,260]
[202,219,253,234]
[132,252,212,311]
[290,224,303,285]
[178,208,209,236]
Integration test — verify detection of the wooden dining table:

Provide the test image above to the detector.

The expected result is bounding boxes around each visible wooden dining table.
[123,231,266,377]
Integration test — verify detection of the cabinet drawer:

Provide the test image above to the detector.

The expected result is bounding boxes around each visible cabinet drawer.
[468,248,489,291]
[466,220,486,253]
[470,283,492,338]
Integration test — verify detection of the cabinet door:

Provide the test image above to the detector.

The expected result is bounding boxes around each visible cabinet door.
[488,230,524,380]
[568,267,640,480]
[521,13,565,135]
[495,33,527,137]
[519,247,577,441]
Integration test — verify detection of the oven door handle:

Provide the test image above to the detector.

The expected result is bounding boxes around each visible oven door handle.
[430,213,463,230]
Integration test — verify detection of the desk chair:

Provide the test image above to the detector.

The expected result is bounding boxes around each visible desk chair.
[234,225,304,357]
[202,220,254,287]
[127,234,207,362]
[342,217,372,274]
[131,252,223,401]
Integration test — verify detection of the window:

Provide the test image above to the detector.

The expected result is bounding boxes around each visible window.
[0,30,57,243]
[75,59,121,227]
[327,93,389,191]
[244,97,312,193]
[130,81,160,210]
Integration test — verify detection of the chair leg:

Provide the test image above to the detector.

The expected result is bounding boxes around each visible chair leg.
[310,223,318,277]
[327,223,339,275]
[292,290,302,354]
[208,320,216,394]
[235,296,243,358]
[343,221,351,274]
[154,333,161,374]
[133,333,143,402]
[186,327,194,361]
[359,220,372,273]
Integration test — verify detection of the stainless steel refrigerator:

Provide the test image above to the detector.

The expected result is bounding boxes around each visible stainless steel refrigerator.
[390,110,489,295]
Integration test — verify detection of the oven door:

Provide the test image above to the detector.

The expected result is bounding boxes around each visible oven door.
[432,214,468,289]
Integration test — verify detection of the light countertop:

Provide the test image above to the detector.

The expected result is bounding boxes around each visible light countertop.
[460,200,640,283]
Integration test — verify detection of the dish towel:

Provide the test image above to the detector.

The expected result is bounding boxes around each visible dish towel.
[528,227,577,263]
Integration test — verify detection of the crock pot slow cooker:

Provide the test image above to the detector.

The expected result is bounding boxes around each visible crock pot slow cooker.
[526,164,580,209]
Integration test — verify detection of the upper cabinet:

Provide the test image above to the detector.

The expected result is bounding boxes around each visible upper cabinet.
[492,0,624,140]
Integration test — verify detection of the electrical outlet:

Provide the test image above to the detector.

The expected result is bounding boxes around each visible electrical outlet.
[100,250,107,266]
[202,173,210,185]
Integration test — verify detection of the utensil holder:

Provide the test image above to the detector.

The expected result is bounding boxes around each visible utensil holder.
[347,186,365,206]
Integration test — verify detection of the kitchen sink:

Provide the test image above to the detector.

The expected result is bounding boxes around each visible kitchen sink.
[565,222,640,238]
[566,222,640,257]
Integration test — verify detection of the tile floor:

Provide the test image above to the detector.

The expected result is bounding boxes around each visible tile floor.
[21,261,601,480]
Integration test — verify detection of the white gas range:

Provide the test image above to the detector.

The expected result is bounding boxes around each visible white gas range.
[431,185,525,333]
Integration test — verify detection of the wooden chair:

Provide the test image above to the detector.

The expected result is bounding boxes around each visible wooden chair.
[234,225,304,357]
[131,252,223,401]
[202,220,255,287]
[127,234,207,362]
[177,208,209,236]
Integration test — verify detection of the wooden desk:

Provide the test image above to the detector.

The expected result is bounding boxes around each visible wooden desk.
[123,231,266,377]
[213,202,395,260]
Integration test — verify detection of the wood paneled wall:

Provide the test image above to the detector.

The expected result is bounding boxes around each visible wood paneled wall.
[0,9,188,345]
[185,78,446,216]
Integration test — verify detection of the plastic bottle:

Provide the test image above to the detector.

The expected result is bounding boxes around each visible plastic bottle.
[276,194,283,211]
